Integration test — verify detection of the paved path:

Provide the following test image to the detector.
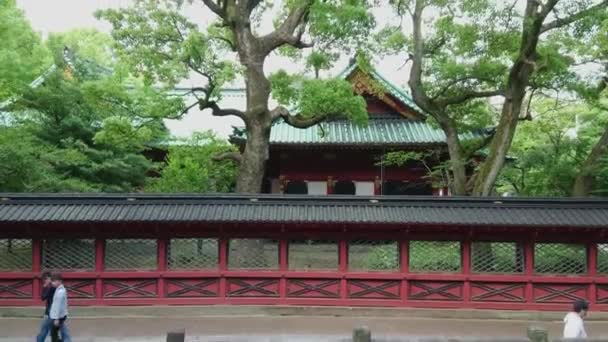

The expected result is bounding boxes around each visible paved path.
[3,315,608,341]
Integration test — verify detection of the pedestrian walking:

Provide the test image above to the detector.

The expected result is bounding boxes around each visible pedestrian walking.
[36,272,55,342]
[49,273,71,342]
[563,299,589,339]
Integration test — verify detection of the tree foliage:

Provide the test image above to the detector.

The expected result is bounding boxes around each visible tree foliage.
[1,30,182,192]
[146,131,238,193]
[97,0,375,193]
[0,0,50,100]
[499,99,608,196]
[383,0,608,195]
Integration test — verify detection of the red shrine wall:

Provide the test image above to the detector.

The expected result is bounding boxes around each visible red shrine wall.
[266,149,429,182]
[0,222,605,311]
[264,148,449,196]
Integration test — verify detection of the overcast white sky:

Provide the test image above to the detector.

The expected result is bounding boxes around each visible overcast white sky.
[15,0,409,138]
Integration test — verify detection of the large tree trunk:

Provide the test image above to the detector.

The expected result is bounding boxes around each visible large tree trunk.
[234,25,273,193]
[472,89,526,196]
[236,121,270,193]
[472,0,545,196]
[443,123,467,195]
[572,125,608,196]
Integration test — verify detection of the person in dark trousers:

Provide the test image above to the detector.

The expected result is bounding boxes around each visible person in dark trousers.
[49,273,71,342]
[36,272,55,342]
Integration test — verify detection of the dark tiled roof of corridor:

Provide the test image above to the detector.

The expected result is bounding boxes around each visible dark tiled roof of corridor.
[1,194,607,228]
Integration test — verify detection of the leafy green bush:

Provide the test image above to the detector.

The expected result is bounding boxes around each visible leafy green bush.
[363,244,399,270]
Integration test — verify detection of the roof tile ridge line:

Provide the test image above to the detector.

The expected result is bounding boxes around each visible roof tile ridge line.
[4,193,608,206]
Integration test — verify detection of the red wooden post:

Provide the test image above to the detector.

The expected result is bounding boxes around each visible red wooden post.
[32,239,42,303]
[279,175,286,194]
[218,238,228,298]
[95,238,104,303]
[588,242,598,305]
[462,240,472,303]
[157,238,168,299]
[327,176,334,195]
[524,240,535,304]
[400,240,409,305]
[279,239,288,302]
[340,239,348,300]
[374,177,381,195]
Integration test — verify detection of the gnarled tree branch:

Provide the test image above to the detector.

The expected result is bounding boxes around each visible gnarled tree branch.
[541,0,608,33]
[270,105,327,129]
[201,0,226,19]
[431,76,500,102]
[202,101,246,121]
[261,0,313,53]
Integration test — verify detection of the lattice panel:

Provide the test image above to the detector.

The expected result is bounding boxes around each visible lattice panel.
[227,278,279,297]
[168,239,218,270]
[0,239,32,271]
[288,240,338,270]
[63,279,96,299]
[103,279,158,298]
[471,242,524,274]
[287,279,340,298]
[349,240,398,271]
[409,281,463,301]
[533,284,588,303]
[534,243,586,275]
[43,239,95,271]
[165,278,219,298]
[0,279,33,299]
[228,239,278,270]
[595,284,608,304]
[471,282,525,303]
[597,244,608,274]
[348,280,400,299]
[105,239,157,271]
[409,241,461,273]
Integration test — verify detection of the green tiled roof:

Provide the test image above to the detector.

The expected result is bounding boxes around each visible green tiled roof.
[337,63,426,115]
[232,119,490,147]
[229,63,489,148]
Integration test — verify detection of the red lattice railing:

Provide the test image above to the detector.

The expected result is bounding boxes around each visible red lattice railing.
[409,241,461,273]
[42,239,95,272]
[598,244,608,275]
[228,239,279,270]
[3,236,608,310]
[471,242,524,274]
[168,238,218,270]
[288,240,338,271]
[105,239,157,271]
[348,240,399,272]
[534,243,587,275]
[0,239,32,271]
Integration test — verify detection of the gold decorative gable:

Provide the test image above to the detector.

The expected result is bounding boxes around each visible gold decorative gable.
[348,69,418,120]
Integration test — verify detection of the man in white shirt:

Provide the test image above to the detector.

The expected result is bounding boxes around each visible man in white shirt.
[563,299,589,339]
[49,273,71,342]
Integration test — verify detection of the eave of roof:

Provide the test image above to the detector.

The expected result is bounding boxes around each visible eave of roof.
[1,193,607,228]
[230,119,491,147]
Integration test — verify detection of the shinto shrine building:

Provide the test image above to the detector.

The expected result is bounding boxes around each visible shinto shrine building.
[230,63,491,196]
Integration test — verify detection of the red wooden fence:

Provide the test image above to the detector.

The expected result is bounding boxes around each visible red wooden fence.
[1,228,607,311]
